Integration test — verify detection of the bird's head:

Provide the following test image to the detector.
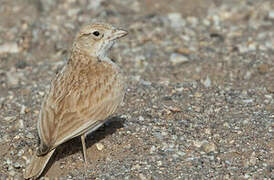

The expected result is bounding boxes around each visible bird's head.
[73,23,127,59]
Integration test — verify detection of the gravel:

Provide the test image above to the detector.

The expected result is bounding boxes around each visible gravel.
[0,0,273,179]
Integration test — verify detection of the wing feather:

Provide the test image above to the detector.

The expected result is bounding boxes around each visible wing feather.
[37,60,124,150]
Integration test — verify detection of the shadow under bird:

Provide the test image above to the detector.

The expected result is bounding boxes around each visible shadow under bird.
[24,22,128,179]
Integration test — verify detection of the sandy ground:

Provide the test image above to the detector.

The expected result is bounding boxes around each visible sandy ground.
[0,0,273,179]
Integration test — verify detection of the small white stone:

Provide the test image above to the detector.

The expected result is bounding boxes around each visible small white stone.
[139,173,146,180]
[17,149,24,156]
[4,116,15,121]
[223,122,230,128]
[150,146,156,153]
[38,91,45,96]
[96,143,104,151]
[138,116,144,121]
[157,160,162,166]
[244,71,252,80]
[268,10,274,19]
[0,43,20,54]
[202,142,217,153]
[132,164,141,170]
[67,8,81,17]
[87,0,103,10]
[203,19,211,26]
[20,105,26,115]
[249,152,257,165]
[212,15,220,26]
[265,94,272,99]
[170,53,189,65]
[202,76,211,88]
[6,158,12,165]
[247,42,257,51]
[238,44,248,53]
[193,140,206,148]
[187,16,199,26]
[242,99,253,103]
[17,119,24,129]
[26,132,35,139]
[177,151,186,156]
[161,131,168,136]
[6,70,20,86]
[167,13,186,28]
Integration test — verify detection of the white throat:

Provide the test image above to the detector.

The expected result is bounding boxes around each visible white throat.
[96,40,115,64]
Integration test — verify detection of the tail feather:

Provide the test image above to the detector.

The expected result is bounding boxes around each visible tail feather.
[24,149,56,179]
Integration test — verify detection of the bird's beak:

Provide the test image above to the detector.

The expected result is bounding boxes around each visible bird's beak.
[111,29,128,40]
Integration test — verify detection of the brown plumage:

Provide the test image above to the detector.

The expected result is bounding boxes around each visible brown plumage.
[24,23,127,179]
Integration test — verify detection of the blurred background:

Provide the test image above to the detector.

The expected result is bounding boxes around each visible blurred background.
[0,0,273,179]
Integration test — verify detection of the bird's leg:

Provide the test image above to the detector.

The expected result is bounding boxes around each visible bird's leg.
[81,135,88,178]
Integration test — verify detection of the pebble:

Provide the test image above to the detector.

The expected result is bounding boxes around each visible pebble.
[201,76,211,88]
[201,142,217,153]
[249,152,257,166]
[204,128,211,135]
[212,15,220,26]
[242,99,253,103]
[223,122,230,128]
[169,53,189,65]
[4,116,16,122]
[138,116,144,121]
[268,10,274,19]
[0,43,20,54]
[257,64,269,74]
[175,47,192,55]
[177,151,186,156]
[6,70,20,86]
[266,84,274,93]
[140,79,152,86]
[244,71,252,80]
[67,8,81,17]
[264,94,272,99]
[161,131,168,136]
[247,42,257,51]
[17,149,24,156]
[26,132,35,139]
[193,140,206,148]
[157,161,162,166]
[6,158,12,165]
[96,143,104,151]
[87,0,103,10]
[15,119,24,129]
[150,146,156,153]
[13,162,21,169]
[20,105,26,115]
[238,44,248,53]
[38,91,45,96]
[187,17,199,27]
[132,164,141,170]
[167,13,186,28]
[139,173,147,180]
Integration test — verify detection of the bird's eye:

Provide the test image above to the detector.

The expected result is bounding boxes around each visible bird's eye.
[93,31,100,36]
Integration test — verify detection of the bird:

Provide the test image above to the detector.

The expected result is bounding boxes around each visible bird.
[24,22,128,179]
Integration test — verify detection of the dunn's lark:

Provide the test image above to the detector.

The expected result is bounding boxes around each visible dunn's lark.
[24,23,128,179]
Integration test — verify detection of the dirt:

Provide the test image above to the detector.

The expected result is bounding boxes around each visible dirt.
[0,0,273,179]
